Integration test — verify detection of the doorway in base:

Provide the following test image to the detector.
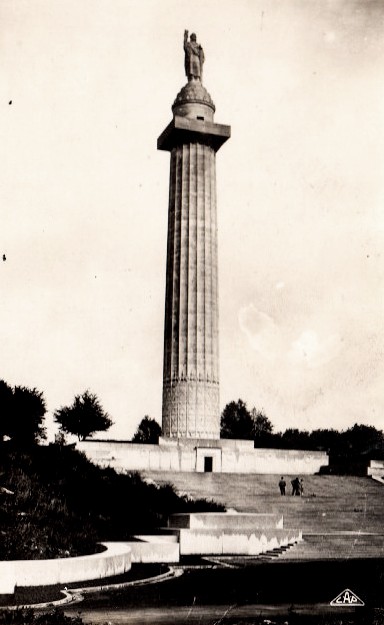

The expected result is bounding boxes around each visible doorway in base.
[196,447,222,472]
[204,456,213,473]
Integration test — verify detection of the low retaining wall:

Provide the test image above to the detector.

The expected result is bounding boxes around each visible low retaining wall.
[126,540,179,563]
[221,448,327,474]
[0,542,132,595]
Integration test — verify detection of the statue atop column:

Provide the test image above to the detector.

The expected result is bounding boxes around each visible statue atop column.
[184,30,205,81]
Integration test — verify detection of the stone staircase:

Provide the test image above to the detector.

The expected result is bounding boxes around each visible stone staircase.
[257,542,297,561]
[277,532,384,560]
[213,541,299,566]
[143,471,384,561]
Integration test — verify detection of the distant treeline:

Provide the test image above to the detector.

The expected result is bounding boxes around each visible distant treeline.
[220,399,384,460]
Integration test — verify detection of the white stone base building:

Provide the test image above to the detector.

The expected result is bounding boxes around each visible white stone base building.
[78,437,328,475]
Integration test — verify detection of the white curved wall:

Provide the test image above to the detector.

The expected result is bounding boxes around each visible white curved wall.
[0,542,131,595]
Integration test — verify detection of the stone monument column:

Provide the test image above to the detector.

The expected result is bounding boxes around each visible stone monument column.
[158,31,230,440]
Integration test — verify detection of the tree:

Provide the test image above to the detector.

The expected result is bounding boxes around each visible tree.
[339,424,384,456]
[11,385,47,445]
[279,428,311,450]
[0,381,46,446]
[54,391,113,441]
[0,380,13,440]
[54,430,67,446]
[220,399,254,439]
[309,428,340,452]
[132,416,161,444]
[251,407,273,447]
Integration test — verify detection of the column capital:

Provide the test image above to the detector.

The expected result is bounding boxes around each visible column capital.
[158,115,231,153]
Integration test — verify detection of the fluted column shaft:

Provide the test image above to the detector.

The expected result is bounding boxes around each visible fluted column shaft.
[162,141,220,438]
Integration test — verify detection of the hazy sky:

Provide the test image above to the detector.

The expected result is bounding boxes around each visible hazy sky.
[1,0,383,440]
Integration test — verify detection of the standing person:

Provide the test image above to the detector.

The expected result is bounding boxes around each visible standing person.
[300,478,304,496]
[278,476,286,496]
[291,477,300,496]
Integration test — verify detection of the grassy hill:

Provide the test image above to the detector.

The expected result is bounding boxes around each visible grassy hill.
[0,443,223,561]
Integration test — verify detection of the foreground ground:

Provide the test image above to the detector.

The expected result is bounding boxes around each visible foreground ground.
[66,605,384,625]
[65,559,384,623]
[62,473,384,624]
